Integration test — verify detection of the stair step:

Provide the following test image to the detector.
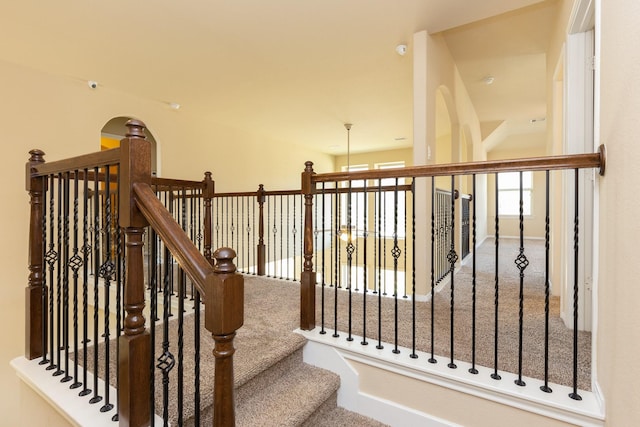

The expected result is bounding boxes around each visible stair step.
[236,358,340,426]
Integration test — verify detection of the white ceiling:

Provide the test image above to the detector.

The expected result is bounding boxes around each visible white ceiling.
[0,0,556,155]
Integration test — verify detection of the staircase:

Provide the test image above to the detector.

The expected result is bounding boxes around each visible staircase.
[190,275,385,426]
[115,273,386,426]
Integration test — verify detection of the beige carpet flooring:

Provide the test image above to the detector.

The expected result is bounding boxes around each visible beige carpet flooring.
[314,238,591,391]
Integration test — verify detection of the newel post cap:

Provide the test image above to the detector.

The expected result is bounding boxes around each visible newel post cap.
[205,247,244,335]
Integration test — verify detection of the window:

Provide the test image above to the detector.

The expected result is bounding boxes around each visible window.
[497,171,532,216]
[340,164,368,233]
[376,162,406,238]
[339,161,406,238]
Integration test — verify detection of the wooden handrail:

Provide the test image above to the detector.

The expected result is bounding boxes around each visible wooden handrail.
[312,145,606,183]
[30,147,121,177]
[213,188,300,198]
[133,182,214,295]
[151,176,206,190]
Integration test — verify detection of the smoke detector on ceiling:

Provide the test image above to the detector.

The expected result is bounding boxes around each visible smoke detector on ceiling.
[395,44,407,56]
[482,76,495,85]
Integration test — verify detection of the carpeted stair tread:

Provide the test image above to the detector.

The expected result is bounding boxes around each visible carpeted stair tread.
[235,358,340,426]
[301,392,387,427]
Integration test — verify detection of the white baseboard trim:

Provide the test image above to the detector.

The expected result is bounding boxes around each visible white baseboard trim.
[298,329,605,427]
[301,339,459,427]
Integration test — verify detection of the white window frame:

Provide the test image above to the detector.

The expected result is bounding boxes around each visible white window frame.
[375,161,406,238]
[497,171,533,217]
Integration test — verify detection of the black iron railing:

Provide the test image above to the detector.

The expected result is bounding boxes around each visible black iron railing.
[301,147,606,400]
[25,120,244,427]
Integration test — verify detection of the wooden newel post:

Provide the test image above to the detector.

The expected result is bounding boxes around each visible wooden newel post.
[205,247,244,427]
[26,149,46,360]
[119,120,152,427]
[203,171,215,265]
[300,161,316,330]
[256,184,266,276]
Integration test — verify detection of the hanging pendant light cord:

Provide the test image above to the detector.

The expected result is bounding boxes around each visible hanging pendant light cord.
[345,123,352,171]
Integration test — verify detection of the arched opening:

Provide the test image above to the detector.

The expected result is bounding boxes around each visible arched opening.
[101,116,159,176]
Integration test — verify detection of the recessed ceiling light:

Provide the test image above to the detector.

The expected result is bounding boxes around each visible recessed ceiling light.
[482,76,495,85]
[169,102,181,110]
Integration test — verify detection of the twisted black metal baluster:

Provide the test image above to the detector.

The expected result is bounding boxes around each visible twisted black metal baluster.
[300,194,304,281]
[252,196,256,275]
[320,184,326,335]
[361,179,368,346]
[53,173,64,378]
[382,190,387,296]
[80,172,91,397]
[149,226,158,425]
[346,180,354,342]
[181,187,188,306]
[286,194,291,280]
[469,175,478,375]
[448,175,458,369]
[90,167,103,404]
[515,171,528,386]
[178,189,186,426]
[46,174,57,372]
[167,190,174,315]
[239,196,244,272]
[293,194,297,281]
[392,178,401,354]
[267,196,272,277]
[69,172,82,389]
[99,168,114,413]
[314,192,319,286]
[274,196,278,277]
[113,168,124,421]
[246,196,251,274]
[410,180,417,359]
[541,171,552,392]
[329,190,334,289]
[491,173,501,380]
[194,289,201,426]
[190,191,196,298]
[354,186,359,293]
[429,177,436,364]
[337,190,342,290]
[40,175,50,367]
[237,196,241,269]
[279,195,284,279]
[215,197,220,250]
[403,190,408,299]
[376,180,383,350]
[333,184,339,338]
[61,173,72,383]
[570,169,582,401]
[159,242,175,427]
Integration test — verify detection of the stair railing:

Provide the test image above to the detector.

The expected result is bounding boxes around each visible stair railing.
[301,147,606,399]
[211,187,304,281]
[25,119,244,427]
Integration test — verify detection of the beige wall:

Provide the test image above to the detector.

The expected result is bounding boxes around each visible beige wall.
[0,58,332,425]
[597,0,640,424]
[353,361,577,427]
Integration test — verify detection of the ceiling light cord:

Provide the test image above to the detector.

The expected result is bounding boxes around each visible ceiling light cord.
[345,123,352,171]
